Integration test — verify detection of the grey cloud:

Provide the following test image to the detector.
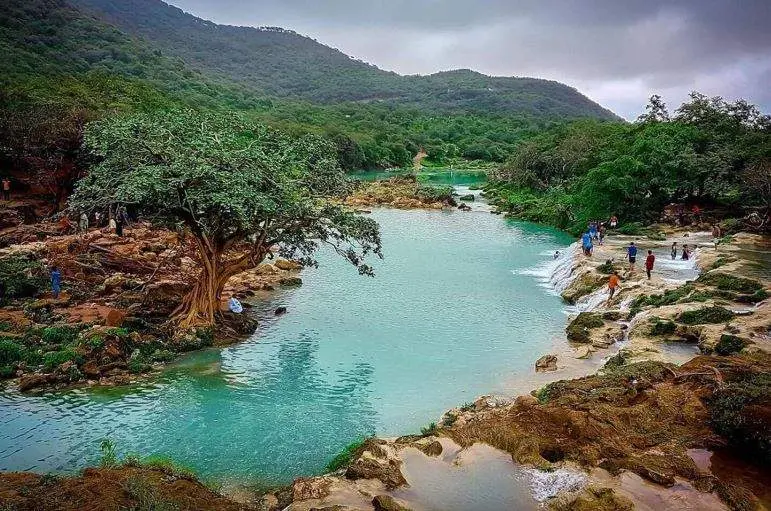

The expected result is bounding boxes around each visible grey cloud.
[167,0,771,119]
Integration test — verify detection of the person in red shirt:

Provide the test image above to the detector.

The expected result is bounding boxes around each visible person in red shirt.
[645,250,655,280]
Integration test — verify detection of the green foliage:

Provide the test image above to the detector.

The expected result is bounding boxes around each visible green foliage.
[697,273,764,294]
[677,306,735,325]
[709,372,771,463]
[150,349,175,363]
[122,475,179,511]
[596,260,616,274]
[41,326,80,346]
[0,256,48,303]
[715,335,749,356]
[325,439,365,472]
[566,312,604,343]
[489,94,771,231]
[649,319,676,336]
[0,340,23,366]
[420,422,439,436]
[43,348,81,371]
[415,184,454,202]
[99,438,118,468]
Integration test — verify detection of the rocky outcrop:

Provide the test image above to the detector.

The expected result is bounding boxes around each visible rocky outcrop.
[535,354,558,372]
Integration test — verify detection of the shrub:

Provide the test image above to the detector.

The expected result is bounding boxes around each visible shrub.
[0,256,48,302]
[325,439,365,472]
[43,348,80,371]
[697,273,764,294]
[416,183,453,202]
[649,320,676,336]
[99,438,118,468]
[616,222,643,235]
[420,422,438,436]
[128,357,150,374]
[41,326,80,346]
[715,335,749,356]
[0,340,23,365]
[596,260,616,274]
[677,306,735,325]
[709,372,771,463]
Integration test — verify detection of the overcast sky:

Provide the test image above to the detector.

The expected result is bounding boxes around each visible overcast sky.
[168,0,771,119]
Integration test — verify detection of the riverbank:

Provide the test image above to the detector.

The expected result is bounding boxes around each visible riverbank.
[279,228,770,511]
[0,221,302,391]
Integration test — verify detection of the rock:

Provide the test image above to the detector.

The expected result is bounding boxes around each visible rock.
[574,346,594,359]
[561,273,608,305]
[275,306,287,316]
[275,259,302,271]
[458,194,475,202]
[566,313,604,343]
[345,458,407,489]
[254,264,279,275]
[279,277,302,287]
[105,308,127,327]
[143,280,190,312]
[419,440,443,457]
[81,361,101,378]
[257,493,279,511]
[18,374,51,391]
[535,354,558,372]
[292,477,331,501]
[26,298,69,311]
[372,495,411,511]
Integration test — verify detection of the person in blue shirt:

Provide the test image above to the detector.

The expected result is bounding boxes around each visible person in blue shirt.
[626,242,638,271]
[581,232,593,256]
[50,266,61,299]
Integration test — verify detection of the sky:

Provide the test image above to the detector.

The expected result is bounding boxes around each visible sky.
[166,0,771,120]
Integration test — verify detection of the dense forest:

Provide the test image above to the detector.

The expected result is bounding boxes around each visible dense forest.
[486,94,771,233]
[0,0,620,178]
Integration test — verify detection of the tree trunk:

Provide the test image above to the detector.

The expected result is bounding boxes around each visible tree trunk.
[172,238,265,328]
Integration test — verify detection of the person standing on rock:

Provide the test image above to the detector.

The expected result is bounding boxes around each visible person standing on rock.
[608,271,620,301]
[645,250,655,280]
[582,231,593,256]
[50,266,61,299]
[626,242,638,271]
[1,177,10,201]
[712,224,722,249]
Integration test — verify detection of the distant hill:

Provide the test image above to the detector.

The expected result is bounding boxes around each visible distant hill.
[67,0,618,119]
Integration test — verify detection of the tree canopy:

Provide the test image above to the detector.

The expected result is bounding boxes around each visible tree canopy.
[69,110,382,326]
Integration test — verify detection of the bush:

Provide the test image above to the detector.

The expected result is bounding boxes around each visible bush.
[709,372,771,463]
[420,422,438,436]
[43,348,80,371]
[697,273,764,294]
[0,256,48,303]
[415,183,453,202]
[715,335,749,356]
[0,339,23,365]
[677,306,735,325]
[41,326,80,346]
[325,439,365,472]
[596,260,616,274]
[617,222,643,235]
[649,319,676,336]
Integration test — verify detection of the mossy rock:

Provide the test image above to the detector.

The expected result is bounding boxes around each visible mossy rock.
[697,273,764,294]
[602,311,623,321]
[566,312,604,343]
[677,306,735,325]
[715,335,749,356]
[561,273,608,305]
[649,319,676,336]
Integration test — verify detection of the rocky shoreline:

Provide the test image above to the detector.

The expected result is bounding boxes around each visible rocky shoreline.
[0,221,303,392]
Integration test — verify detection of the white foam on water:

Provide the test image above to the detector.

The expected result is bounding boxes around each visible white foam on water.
[526,468,588,502]
[513,242,580,297]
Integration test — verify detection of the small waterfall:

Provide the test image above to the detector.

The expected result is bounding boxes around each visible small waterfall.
[526,467,587,502]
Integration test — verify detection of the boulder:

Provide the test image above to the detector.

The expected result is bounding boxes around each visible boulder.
[274,259,302,271]
[535,354,558,372]
[345,458,407,489]
[566,313,604,343]
[458,194,475,202]
[372,495,411,511]
[254,264,279,275]
[18,374,51,392]
[105,308,127,327]
[291,477,331,501]
[419,440,443,457]
[279,277,303,287]
[275,306,287,316]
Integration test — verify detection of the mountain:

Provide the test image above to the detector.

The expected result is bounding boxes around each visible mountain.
[66,0,618,119]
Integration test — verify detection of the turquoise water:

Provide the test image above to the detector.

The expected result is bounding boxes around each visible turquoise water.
[0,208,572,488]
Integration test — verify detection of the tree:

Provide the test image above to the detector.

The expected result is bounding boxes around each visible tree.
[636,94,670,123]
[70,110,382,327]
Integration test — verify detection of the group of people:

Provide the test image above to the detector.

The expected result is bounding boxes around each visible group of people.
[606,241,657,301]
[670,241,693,261]
[66,206,131,236]
[581,215,618,256]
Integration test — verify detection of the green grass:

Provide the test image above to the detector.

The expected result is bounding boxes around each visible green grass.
[325,439,365,472]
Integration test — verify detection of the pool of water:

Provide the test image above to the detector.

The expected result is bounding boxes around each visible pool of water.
[0,207,573,488]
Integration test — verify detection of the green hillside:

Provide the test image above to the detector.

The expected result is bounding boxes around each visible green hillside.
[70,0,618,119]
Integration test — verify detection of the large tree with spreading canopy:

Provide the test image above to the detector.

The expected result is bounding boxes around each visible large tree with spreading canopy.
[70,109,381,327]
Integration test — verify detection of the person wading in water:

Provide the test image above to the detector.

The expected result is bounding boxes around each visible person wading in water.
[645,250,655,280]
